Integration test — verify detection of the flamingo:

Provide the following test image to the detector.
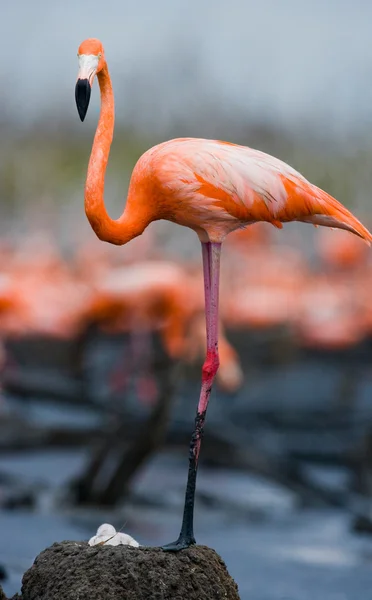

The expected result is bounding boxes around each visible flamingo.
[75,38,372,551]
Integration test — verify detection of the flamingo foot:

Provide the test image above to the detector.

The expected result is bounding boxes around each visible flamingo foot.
[162,533,196,552]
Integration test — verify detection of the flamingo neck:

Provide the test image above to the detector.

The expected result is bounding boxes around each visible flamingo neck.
[84,63,146,246]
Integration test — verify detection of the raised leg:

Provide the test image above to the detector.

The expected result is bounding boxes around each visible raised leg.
[162,241,221,551]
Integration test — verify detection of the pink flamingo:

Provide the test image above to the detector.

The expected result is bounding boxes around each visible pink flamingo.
[75,38,372,551]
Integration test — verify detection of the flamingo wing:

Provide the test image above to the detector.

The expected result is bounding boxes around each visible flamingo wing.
[152,138,371,242]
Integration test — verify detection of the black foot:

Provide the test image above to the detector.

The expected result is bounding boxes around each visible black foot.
[162,535,196,552]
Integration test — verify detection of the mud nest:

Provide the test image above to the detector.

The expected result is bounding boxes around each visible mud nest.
[19,540,240,599]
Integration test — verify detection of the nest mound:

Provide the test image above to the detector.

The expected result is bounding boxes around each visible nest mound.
[19,540,240,599]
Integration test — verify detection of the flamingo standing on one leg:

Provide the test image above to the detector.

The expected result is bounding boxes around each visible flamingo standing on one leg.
[75,38,372,551]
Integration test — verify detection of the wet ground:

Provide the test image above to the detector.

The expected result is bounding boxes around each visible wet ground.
[1,447,372,600]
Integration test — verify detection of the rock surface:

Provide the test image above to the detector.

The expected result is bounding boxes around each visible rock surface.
[19,541,240,600]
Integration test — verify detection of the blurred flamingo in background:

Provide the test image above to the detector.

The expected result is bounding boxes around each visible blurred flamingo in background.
[318,227,370,272]
[294,274,367,350]
[80,260,243,400]
[300,229,371,349]
[80,260,202,405]
[83,261,202,358]
[75,37,372,551]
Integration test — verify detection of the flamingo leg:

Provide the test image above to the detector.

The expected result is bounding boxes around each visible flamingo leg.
[162,241,221,551]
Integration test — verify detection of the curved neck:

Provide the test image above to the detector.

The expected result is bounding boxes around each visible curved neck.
[84,63,145,245]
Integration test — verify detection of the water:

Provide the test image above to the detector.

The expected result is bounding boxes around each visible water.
[1,447,372,600]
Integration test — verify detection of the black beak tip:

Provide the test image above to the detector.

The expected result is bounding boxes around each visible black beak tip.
[78,109,86,123]
[75,79,91,122]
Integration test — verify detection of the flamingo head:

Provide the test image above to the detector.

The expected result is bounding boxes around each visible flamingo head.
[75,38,105,122]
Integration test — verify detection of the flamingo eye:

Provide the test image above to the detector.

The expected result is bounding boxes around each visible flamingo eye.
[98,53,102,59]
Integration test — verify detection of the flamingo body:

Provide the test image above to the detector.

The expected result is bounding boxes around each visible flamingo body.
[108,137,372,245]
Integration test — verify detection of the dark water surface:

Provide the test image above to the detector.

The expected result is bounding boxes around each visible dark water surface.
[1,447,372,600]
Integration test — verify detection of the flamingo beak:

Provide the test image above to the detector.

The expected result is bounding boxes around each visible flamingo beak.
[75,54,99,122]
[75,79,91,122]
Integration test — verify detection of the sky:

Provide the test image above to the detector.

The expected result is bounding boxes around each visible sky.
[2,0,372,135]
